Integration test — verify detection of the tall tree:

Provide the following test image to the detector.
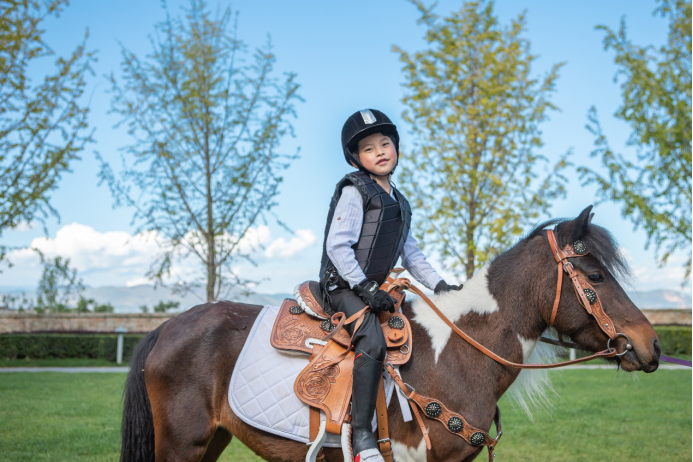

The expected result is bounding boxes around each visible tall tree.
[578,0,691,281]
[101,0,301,301]
[393,0,569,279]
[35,253,85,313]
[0,0,95,260]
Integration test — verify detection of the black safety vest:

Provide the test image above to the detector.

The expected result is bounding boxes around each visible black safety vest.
[319,171,412,288]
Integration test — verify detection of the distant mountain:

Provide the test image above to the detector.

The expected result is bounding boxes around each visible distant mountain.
[1,285,689,312]
[0,284,292,313]
[83,285,293,312]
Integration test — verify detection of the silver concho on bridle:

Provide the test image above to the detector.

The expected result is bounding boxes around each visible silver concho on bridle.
[583,288,598,304]
[573,240,588,254]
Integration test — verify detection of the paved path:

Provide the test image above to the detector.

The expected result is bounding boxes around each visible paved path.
[0,365,689,372]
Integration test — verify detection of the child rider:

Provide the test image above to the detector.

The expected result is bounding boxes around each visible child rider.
[318,109,463,462]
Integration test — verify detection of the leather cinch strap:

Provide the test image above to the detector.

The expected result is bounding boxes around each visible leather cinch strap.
[375,377,393,462]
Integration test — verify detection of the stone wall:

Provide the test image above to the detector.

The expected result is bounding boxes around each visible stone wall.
[641,309,691,326]
[0,312,176,334]
[0,309,689,334]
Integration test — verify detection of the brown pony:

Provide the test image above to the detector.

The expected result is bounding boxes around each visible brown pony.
[120,207,660,462]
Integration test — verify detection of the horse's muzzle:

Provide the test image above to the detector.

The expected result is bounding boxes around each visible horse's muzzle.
[619,335,660,373]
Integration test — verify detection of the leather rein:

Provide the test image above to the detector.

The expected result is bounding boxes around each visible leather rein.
[389,228,634,370]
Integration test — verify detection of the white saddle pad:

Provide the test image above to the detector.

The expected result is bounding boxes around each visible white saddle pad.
[228,305,410,447]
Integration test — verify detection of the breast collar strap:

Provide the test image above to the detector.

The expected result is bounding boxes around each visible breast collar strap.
[546,229,617,340]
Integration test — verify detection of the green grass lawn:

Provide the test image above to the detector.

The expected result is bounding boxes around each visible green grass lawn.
[0,369,689,461]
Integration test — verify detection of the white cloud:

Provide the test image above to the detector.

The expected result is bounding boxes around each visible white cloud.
[125,277,153,287]
[2,223,296,289]
[8,223,160,270]
[264,229,316,258]
[236,226,272,254]
[13,222,34,232]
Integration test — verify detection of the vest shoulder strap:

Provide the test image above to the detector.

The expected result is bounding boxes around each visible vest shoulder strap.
[335,171,377,210]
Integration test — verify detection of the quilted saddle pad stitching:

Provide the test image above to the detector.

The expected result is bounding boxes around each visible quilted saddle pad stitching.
[229,306,317,442]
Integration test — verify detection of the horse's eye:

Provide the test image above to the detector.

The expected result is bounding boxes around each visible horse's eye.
[588,273,604,283]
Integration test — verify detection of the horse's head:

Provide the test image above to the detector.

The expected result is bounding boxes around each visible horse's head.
[537,206,660,372]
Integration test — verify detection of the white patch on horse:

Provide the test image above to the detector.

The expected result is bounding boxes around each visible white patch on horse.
[517,334,538,362]
[392,438,427,462]
[505,331,558,421]
[411,266,498,363]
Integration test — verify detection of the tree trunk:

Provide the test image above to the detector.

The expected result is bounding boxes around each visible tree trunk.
[205,119,215,302]
[465,246,475,280]
[206,238,215,302]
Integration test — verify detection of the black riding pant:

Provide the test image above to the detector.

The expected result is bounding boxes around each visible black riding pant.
[327,286,387,361]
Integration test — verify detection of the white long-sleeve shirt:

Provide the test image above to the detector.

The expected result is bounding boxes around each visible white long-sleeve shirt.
[325,185,443,290]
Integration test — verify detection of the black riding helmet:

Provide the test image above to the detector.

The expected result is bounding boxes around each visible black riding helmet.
[341,109,400,174]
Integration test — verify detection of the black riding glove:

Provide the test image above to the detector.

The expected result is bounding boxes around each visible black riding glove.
[353,279,396,315]
[434,280,464,295]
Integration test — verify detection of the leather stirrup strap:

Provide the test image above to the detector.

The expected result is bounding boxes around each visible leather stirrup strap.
[375,376,393,462]
[314,307,370,371]
[321,307,369,343]
[309,407,325,462]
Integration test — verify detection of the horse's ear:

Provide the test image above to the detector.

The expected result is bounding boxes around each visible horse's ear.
[563,205,594,242]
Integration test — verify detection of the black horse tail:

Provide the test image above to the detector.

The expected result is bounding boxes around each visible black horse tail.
[120,325,163,462]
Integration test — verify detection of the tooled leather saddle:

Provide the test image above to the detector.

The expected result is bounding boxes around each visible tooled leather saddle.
[270,276,412,462]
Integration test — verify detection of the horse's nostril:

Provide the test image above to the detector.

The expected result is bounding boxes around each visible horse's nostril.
[653,338,661,358]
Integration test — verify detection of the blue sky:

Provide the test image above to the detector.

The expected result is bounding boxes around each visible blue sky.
[2,0,690,297]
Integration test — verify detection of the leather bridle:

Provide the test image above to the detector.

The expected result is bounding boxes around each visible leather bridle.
[389,227,634,369]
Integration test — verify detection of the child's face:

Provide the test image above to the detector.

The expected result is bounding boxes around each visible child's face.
[356,132,397,176]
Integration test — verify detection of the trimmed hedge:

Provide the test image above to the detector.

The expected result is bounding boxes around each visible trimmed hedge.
[568,326,691,359]
[0,334,145,363]
[654,326,691,356]
[0,327,689,364]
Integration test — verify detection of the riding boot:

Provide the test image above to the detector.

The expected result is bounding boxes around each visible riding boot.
[351,349,385,462]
